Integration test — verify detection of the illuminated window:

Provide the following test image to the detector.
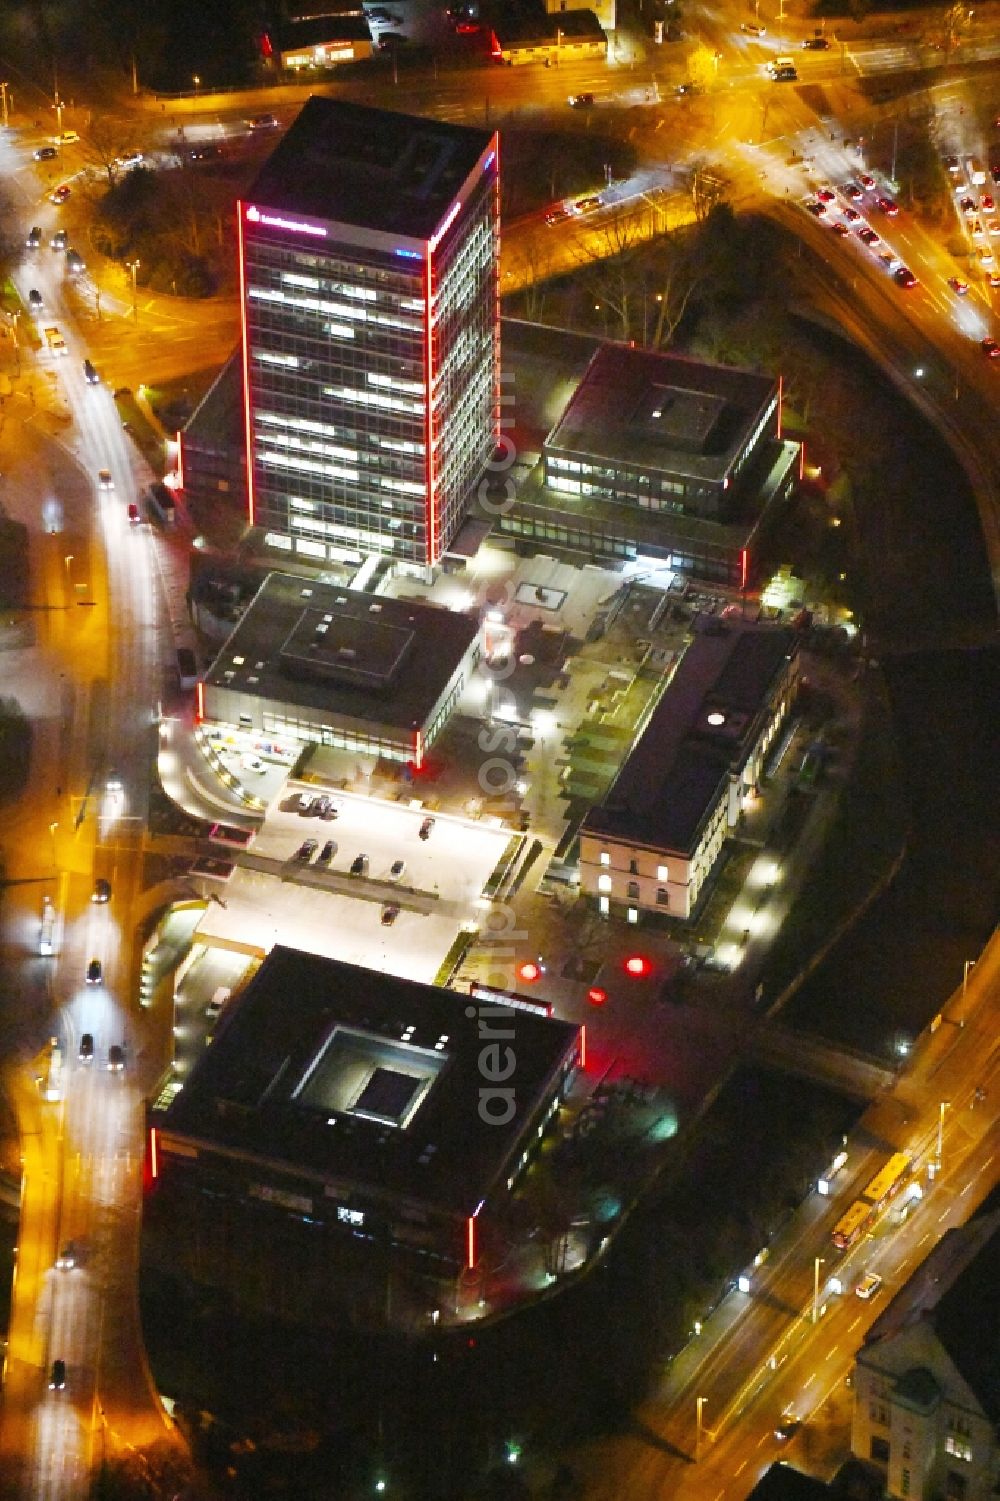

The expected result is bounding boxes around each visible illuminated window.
[657,863,668,880]
[598,896,609,916]
[597,874,611,893]
[627,907,638,924]
[599,851,610,866]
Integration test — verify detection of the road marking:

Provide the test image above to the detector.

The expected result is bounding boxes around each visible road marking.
[736,1460,748,1475]
[939,1208,951,1222]
[960,1179,972,1195]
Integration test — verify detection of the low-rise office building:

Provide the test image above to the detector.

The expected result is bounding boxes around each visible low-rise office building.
[268,13,375,68]
[579,615,799,921]
[851,1209,1000,1501]
[489,7,607,64]
[146,948,581,1321]
[491,340,799,588]
[200,570,481,764]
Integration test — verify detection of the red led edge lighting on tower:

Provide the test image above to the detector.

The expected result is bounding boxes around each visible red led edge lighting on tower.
[466,1214,477,1269]
[579,1025,586,1069]
[489,133,502,449]
[195,680,205,723]
[149,1127,158,1181]
[423,243,439,565]
[776,373,783,441]
[412,727,424,772]
[740,548,749,593]
[174,430,184,491]
[237,201,256,527]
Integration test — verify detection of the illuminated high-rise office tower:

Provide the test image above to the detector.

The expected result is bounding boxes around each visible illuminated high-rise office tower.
[239,97,499,567]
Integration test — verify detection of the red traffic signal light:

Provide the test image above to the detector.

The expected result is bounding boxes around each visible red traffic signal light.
[624,955,651,978]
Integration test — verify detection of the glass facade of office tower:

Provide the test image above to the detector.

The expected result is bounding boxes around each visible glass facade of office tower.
[239,156,498,568]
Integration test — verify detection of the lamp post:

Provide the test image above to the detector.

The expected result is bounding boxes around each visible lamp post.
[695,1396,707,1461]
[0,82,9,129]
[936,1100,950,1171]
[49,821,58,866]
[812,1256,824,1324]
[126,259,140,322]
[962,958,974,1002]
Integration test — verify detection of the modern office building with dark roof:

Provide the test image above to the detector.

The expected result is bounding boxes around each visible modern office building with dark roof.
[579,614,799,920]
[490,340,799,588]
[238,97,500,570]
[850,1208,1000,1501]
[146,948,581,1315]
[200,570,481,762]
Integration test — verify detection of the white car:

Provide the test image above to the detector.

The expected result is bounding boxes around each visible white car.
[856,1272,883,1300]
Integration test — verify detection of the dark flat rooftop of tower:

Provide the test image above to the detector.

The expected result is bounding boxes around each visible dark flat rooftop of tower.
[157,946,580,1217]
[545,343,778,483]
[584,615,797,855]
[204,571,479,731]
[246,96,494,241]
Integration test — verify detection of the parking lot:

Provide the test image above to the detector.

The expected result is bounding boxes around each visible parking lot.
[191,786,516,984]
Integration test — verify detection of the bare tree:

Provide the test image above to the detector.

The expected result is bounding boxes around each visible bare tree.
[647,226,714,350]
[81,116,139,189]
[572,207,645,341]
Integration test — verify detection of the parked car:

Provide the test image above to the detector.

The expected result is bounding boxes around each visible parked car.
[295,839,318,860]
[295,792,315,814]
[418,817,435,840]
[318,839,337,863]
[389,859,406,881]
[381,903,400,926]
[350,853,369,875]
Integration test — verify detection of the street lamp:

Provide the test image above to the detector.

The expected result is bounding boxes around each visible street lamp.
[693,1392,708,1452]
[936,1100,950,1170]
[962,958,975,1001]
[812,1256,824,1323]
[126,259,140,322]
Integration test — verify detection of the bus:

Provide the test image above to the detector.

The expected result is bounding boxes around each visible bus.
[831,1199,873,1251]
[832,1152,912,1250]
[861,1152,912,1210]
